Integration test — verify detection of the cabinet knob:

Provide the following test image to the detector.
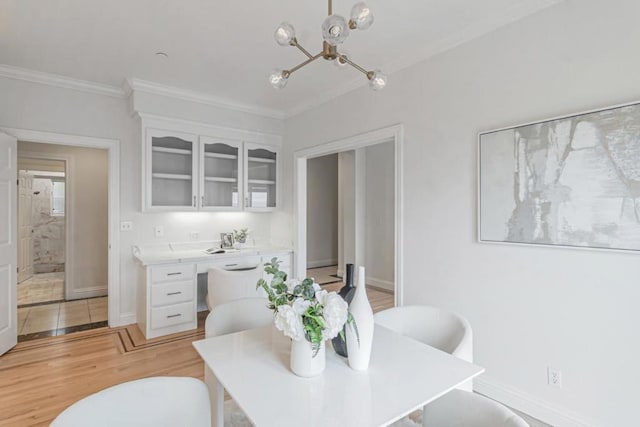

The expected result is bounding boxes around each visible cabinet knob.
[193,195,196,207]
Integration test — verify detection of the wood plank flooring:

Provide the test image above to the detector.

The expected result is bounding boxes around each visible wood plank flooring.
[0,289,394,427]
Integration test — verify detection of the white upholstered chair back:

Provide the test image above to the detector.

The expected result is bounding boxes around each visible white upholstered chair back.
[374,305,473,391]
[205,297,273,338]
[206,264,265,310]
[421,389,529,427]
[50,377,210,427]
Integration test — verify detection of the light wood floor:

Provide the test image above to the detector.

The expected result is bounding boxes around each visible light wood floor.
[0,288,394,427]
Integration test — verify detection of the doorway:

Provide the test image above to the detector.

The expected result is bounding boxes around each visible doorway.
[18,163,66,305]
[16,142,109,341]
[295,124,404,307]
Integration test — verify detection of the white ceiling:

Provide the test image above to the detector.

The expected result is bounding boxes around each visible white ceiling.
[0,0,560,117]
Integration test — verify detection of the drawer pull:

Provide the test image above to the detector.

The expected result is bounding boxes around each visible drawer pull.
[167,272,182,276]
[167,313,182,319]
[166,291,182,296]
[224,263,238,267]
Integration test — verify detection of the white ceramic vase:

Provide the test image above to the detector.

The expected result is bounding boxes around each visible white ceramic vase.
[290,339,326,377]
[346,266,374,370]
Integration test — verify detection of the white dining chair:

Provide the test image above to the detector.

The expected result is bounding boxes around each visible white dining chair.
[419,389,529,427]
[205,298,274,427]
[205,297,273,338]
[206,265,265,310]
[50,377,210,427]
[374,305,473,379]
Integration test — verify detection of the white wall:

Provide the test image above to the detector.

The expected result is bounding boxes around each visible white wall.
[281,1,640,425]
[0,77,284,324]
[337,151,356,275]
[306,154,338,268]
[364,142,394,289]
[19,142,108,298]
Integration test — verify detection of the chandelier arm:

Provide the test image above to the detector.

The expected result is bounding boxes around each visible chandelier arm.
[286,52,324,75]
[291,40,314,59]
[338,54,374,79]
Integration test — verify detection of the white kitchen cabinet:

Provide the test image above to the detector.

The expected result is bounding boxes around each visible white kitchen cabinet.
[135,246,293,339]
[199,137,243,211]
[137,262,198,339]
[145,128,199,211]
[244,142,280,212]
[141,116,281,212]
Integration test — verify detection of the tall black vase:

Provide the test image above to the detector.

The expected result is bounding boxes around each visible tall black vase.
[331,263,355,357]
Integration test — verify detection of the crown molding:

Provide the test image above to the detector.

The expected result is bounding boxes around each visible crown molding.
[126,78,287,120]
[283,0,564,118]
[0,63,126,98]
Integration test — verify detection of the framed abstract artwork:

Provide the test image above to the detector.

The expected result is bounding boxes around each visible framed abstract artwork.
[478,101,640,252]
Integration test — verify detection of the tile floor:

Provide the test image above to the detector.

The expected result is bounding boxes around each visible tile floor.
[18,272,65,306]
[17,297,108,339]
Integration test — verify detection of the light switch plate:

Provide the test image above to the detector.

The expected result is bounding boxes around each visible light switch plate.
[154,226,164,238]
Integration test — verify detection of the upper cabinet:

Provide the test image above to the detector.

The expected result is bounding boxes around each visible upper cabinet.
[200,137,242,211]
[141,116,281,213]
[147,129,198,210]
[245,143,279,211]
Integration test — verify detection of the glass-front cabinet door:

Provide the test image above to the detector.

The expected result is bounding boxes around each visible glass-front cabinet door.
[244,143,279,211]
[146,129,198,211]
[199,137,242,210]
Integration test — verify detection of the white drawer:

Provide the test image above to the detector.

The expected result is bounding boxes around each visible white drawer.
[150,302,194,330]
[151,264,194,283]
[203,255,261,271]
[151,281,194,307]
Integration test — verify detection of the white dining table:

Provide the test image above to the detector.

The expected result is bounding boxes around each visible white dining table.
[192,324,484,427]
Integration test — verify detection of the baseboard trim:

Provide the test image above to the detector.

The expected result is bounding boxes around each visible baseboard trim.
[366,276,394,291]
[307,259,338,269]
[67,288,108,300]
[114,312,136,328]
[474,376,600,427]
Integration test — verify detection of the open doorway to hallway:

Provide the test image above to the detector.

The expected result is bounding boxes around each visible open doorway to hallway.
[305,140,396,312]
[16,142,109,341]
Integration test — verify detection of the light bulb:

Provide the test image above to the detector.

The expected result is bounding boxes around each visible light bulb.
[274,22,296,46]
[322,14,350,46]
[269,69,289,89]
[350,2,374,30]
[368,70,387,90]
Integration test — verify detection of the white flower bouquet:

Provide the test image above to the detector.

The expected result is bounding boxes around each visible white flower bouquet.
[257,258,356,356]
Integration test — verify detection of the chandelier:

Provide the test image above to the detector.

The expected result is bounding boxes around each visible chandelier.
[269,0,387,91]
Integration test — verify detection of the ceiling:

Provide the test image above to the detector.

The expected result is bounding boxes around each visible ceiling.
[0,0,560,117]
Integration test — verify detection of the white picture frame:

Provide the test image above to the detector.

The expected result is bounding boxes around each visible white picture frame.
[478,100,640,253]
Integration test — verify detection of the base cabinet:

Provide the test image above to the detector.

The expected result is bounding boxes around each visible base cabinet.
[137,263,198,339]
[136,251,292,339]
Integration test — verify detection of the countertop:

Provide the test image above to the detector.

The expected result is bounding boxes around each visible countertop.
[133,242,292,266]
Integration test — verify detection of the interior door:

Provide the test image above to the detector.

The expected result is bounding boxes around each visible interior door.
[17,171,33,283]
[0,132,18,356]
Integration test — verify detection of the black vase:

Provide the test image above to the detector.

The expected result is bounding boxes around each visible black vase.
[331,263,355,357]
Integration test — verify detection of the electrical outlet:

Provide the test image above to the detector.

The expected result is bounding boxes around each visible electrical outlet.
[154,226,164,238]
[189,231,199,241]
[120,221,133,232]
[547,367,562,388]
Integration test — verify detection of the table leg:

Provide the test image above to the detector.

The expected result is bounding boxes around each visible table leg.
[204,365,224,427]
